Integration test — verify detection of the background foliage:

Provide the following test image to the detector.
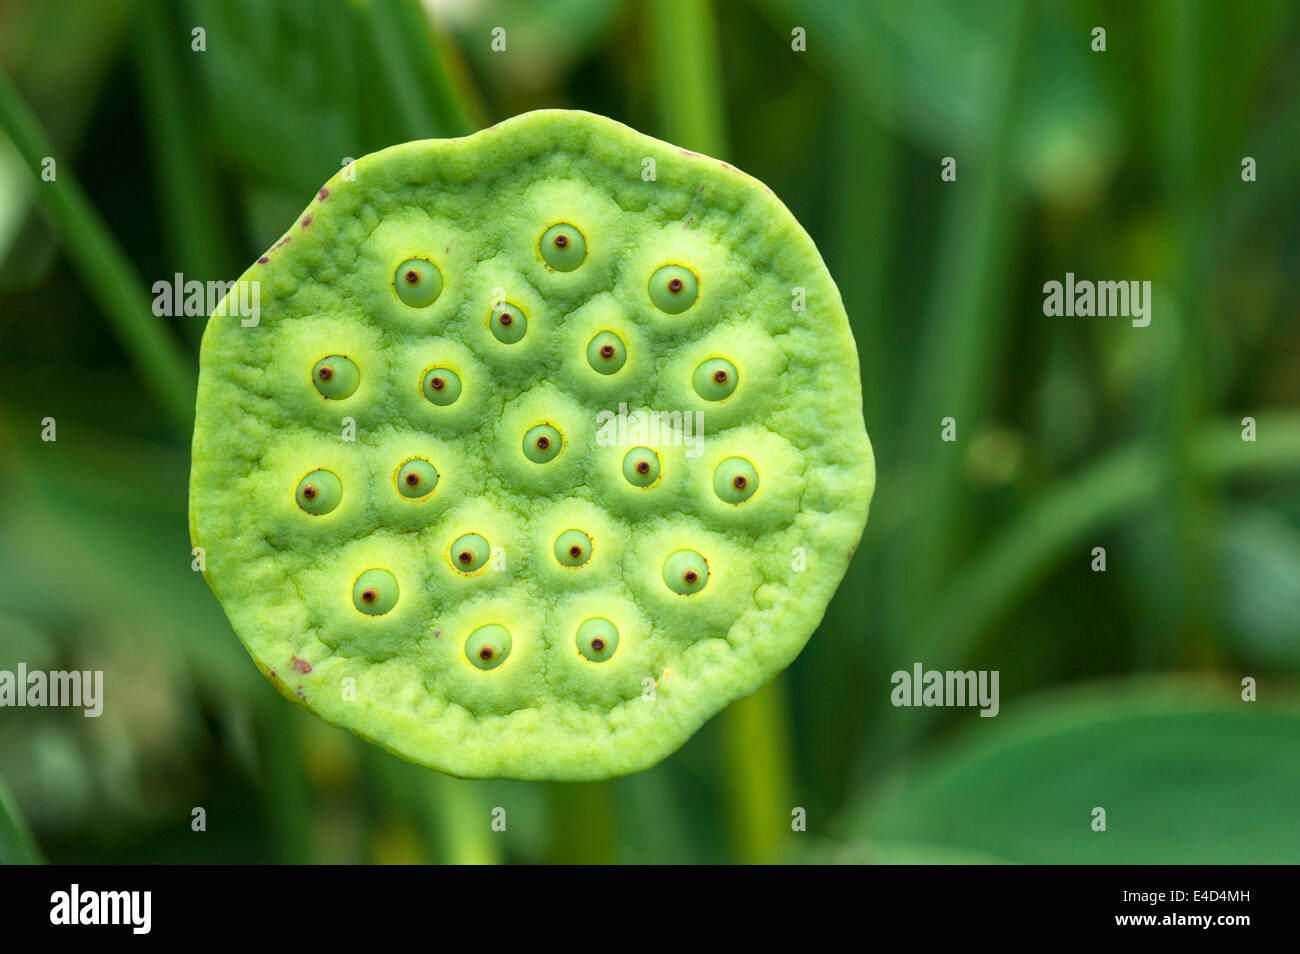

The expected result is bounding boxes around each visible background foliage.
[0,0,1297,864]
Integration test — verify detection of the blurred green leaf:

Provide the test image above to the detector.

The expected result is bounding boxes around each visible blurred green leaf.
[842,679,1300,864]
[0,774,43,864]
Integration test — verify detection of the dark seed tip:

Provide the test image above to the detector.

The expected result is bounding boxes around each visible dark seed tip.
[479,647,494,660]
[405,270,419,284]
[714,369,728,383]
[591,637,606,652]
[733,475,747,489]
[361,589,376,603]
[458,551,474,565]
[684,570,699,584]
[554,234,568,249]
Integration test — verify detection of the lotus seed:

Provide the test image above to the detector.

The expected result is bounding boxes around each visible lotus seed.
[490,301,528,344]
[450,533,490,573]
[586,331,627,374]
[422,367,462,406]
[540,223,587,271]
[396,458,439,500]
[393,257,443,307]
[554,529,593,567]
[693,357,738,401]
[663,549,709,595]
[714,457,759,504]
[648,264,699,314]
[352,568,399,615]
[466,624,512,670]
[295,469,342,515]
[621,446,662,487]
[523,423,562,463]
[576,618,619,662]
[311,355,360,399]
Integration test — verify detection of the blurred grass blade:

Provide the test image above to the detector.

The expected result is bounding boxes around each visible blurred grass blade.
[0,67,195,437]
[0,775,42,864]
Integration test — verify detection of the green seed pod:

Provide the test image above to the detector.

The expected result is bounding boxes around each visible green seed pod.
[576,618,619,662]
[662,549,709,595]
[713,456,758,504]
[539,223,587,271]
[693,357,738,401]
[554,529,593,567]
[353,568,399,615]
[466,624,512,670]
[621,446,662,488]
[190,110,874,782]
[523,423,562,463]
[648,264,699,314]
[586,331,626,374]
[393,258,443,307]
[396,458,439,500]
[422,367,462,406]
[295,469,342,515]
[311,355,360,399]
[450,532,490,573]
[490,301,528,344]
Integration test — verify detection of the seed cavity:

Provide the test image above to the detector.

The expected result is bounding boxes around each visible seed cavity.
[663,549,709,595]
[450,533,490,573]
[648,264,699,313]
[693,357,738,401]
[523,423,563,463]
[576,618,619,662]
[540,223,587,271]
[586,331,627,375]
[312,355,360,400]
[622,446,662,488]
[554,529,593,567]
[352,568,399,615]
[393,257,443,308]
[490,301,528,344]
[466,624,512,670]
[296,469,342,515]
[714,457,759,504]
[396,458,439,500]
[422,367,462,406]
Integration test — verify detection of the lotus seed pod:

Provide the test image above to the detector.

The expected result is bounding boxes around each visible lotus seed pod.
[190,109,874,781]
[312,355,360,399]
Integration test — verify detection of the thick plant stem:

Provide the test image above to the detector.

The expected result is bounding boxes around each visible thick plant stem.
[0,67,195,438]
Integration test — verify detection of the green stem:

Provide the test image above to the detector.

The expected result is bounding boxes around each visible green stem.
[0,66,195,438]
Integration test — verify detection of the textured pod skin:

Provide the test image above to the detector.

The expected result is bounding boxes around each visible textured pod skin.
[189,109,874,780]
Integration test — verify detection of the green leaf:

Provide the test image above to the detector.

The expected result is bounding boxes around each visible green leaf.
[0,775,42,864]
[842,680,1300,864]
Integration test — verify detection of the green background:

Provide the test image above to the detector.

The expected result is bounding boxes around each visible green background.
[0,0,1297,864]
